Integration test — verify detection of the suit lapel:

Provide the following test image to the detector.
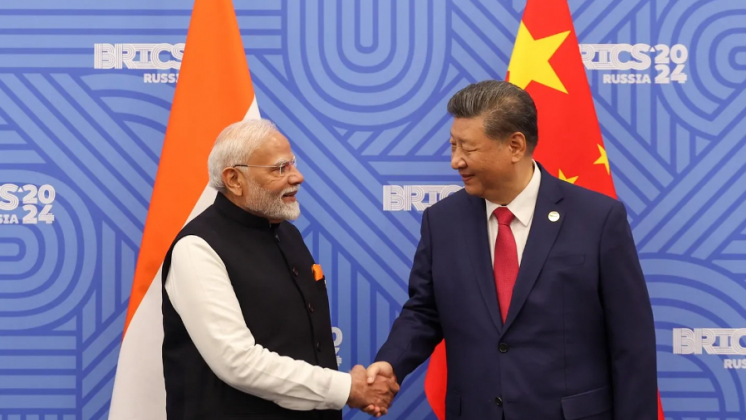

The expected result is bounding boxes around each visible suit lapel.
[462,193,503,334]
[502,169,564,332]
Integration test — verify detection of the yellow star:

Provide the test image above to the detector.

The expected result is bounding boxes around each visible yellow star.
[507,21,570,93]
[558,169,578,184]
[594,144,610,174]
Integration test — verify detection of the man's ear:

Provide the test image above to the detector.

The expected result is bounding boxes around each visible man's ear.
[507,132,527,163]
[222,167,244,196]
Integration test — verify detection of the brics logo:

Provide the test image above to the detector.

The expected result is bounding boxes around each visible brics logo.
[94,43,183,83]
[383,185,462,212]
[0,184,56,225]
[580,43,688,84]
[673,328,746,369]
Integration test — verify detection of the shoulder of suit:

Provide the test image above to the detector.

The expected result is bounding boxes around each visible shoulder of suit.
[172,234,214,254]
[423,188,474,220]
[180,203,218,229]
[430,188,471,209]
[553,176,621,212]
[171,205,224,245]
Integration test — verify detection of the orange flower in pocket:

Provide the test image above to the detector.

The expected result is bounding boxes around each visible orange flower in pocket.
[312,264,324,281]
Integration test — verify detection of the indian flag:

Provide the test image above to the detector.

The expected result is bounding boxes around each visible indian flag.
[109,1,259,418]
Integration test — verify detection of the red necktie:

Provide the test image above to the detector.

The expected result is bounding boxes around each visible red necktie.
[493,207,518,322]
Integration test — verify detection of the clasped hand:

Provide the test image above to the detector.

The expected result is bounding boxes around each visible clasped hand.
[346,362,399,417]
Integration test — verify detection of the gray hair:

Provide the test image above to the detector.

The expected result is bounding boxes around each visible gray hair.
[447,80,538,152]
[207,119,278,193]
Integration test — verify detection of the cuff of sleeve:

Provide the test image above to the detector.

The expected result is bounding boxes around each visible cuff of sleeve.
[324,370,351,410]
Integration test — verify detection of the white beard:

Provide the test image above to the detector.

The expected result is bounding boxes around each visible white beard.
[244,179,301,221]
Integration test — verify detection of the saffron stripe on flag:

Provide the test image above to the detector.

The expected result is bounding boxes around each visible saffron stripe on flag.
[110,1,260,419]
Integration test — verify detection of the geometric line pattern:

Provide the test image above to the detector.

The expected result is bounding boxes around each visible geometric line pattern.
[0,1,744,418]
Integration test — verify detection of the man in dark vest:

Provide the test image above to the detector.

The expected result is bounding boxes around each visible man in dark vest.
[162,119,398,419]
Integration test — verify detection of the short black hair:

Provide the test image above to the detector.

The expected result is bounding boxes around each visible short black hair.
[447,80,538,152]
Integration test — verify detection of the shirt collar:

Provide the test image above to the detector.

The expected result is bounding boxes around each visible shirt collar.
[485,160,542,227]
[214,191,276,230]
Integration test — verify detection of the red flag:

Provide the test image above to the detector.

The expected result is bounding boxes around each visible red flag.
[424,0,665,418]
[506,0,615,195]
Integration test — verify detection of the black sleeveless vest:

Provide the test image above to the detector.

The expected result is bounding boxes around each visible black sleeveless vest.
[162,193,342,420]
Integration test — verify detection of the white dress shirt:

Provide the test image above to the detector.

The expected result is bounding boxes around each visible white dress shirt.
[486,161,542,266]
[164,235,351,411]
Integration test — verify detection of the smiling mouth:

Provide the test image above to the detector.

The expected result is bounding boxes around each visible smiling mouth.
[282,190,298,201]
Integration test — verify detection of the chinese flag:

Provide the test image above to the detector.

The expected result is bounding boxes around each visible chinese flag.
[423,0,665,419]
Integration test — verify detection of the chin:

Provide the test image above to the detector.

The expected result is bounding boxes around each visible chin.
[462,184,484,198]
[284,203,301,221]
[286,210,301,221]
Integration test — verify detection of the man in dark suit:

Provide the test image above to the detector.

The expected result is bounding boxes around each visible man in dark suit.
[365,80,658,419]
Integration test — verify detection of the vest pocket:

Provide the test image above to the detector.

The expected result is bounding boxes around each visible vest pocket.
[315,277,331,313]
[316,277,329,296]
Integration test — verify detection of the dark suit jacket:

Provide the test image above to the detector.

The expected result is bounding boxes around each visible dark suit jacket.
[375,163,657,420]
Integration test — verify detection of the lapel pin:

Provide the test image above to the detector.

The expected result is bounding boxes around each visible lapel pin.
[548,211,560,222]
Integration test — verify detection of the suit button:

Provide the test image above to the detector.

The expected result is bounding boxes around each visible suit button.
[308,303,314,313]
[292,267,298,276]
[494,397,503,406]
[316,342,322,352]
[499,343,509,353]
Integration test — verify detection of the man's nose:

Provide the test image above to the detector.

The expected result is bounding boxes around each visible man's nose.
[451,152,466,170]
[288,167,304,185]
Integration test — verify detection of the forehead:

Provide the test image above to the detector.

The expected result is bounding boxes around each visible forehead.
[249,132,293,164]
[450,116,487,142]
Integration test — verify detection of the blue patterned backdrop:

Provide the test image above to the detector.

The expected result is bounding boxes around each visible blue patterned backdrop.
[0,0,745,418]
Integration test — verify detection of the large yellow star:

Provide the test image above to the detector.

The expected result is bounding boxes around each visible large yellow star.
[558,169,578,184]
[594,144,610,174]
[507,21,570,93]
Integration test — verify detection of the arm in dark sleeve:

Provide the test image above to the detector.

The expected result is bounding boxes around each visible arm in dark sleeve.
[374,208,443,383]
[599,201,658,420]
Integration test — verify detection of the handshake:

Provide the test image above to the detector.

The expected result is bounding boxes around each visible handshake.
[346,362,399,417]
